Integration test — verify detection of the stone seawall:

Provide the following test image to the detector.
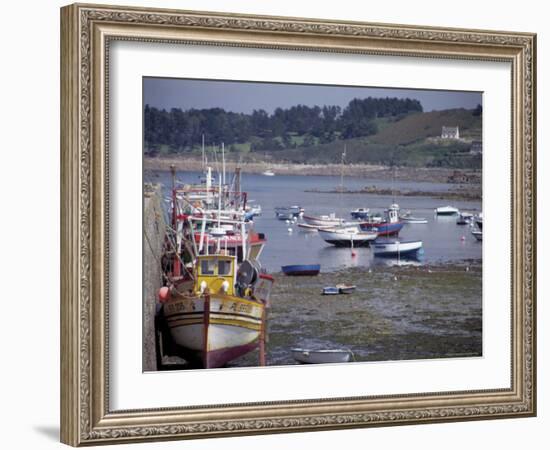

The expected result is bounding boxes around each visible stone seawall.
[142,184,166,371]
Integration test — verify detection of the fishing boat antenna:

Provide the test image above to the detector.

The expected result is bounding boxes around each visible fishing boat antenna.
[391,165,396,204]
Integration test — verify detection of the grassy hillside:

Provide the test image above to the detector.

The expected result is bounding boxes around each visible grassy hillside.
[148,108,482,169]
[257,108,482,169]
[368,108,482,145]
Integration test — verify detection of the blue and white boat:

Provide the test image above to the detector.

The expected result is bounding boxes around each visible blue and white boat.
[281,264,321,276]
[372,239,423,258]
[359,203,404,236]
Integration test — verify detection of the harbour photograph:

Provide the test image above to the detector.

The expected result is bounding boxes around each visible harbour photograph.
[142,77,483,371]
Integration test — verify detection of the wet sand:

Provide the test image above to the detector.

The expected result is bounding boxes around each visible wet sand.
[230,260,482,368]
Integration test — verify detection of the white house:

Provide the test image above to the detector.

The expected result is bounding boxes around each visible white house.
[441,126,460,139]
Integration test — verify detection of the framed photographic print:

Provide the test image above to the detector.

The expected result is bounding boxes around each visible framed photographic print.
[60,3,536,446]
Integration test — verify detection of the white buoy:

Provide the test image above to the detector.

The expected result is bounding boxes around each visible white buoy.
[285,219,290,225]
[287,228,293,233]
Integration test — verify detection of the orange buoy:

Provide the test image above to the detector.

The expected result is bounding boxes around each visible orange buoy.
[158,286,171,303]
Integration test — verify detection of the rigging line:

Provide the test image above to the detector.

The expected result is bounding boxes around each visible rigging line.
[163,225,195,281]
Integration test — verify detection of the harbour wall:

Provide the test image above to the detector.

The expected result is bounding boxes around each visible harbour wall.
[143,184,166,371]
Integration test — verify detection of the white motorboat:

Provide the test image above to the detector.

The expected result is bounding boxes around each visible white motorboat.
[302,213,346,227]
[297,223,331,231]
[291,348,353,364]
[435,205,460,215]
[472,230,483,241]
[262,169,275,176]
[372,239,423,257]
[318,227,378,247]
[400,212,428,224]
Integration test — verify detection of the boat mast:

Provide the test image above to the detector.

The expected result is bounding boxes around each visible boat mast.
[222,142,226,187]
[170,164,181,277]
[340,144,346,192]
[217,175,222,253]
[201,134,205,171]
[235,166,241,207]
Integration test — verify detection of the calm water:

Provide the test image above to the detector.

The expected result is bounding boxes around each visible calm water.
[145,170,482,273]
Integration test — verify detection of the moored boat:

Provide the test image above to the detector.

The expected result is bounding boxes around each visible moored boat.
[281,264,321,276]
[475,213,483,230]
[318,227,377,247]
[297,223,331,231]
[336,284,356,294]
[372,239,423,257]
[402,217,428,224]
[275,205,302,219]
[359,203,404,236]
[471,230,483,241]
[262,169,275,176]
[350,208,370,220]
[302,213,346,227]
[291,348,353,364]
[435,205,460,215]
[400,210,427,224]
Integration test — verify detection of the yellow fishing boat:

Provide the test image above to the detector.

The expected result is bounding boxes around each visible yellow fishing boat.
[160,254,273,369]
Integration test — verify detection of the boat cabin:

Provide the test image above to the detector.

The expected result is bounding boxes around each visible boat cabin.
[196,255,236,296]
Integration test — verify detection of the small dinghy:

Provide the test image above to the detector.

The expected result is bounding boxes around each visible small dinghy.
[373,239,423,257]
[401,215,428,224]
[336,284,356,294]
[322,286,340,295]
[281,264,321,276]
[291,348,353,364]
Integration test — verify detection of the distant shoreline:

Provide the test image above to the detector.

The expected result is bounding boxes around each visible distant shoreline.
[144,156,481,185]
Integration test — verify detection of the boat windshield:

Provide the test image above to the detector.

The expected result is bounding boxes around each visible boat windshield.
[218,259,232,275]
[200,259,216,275]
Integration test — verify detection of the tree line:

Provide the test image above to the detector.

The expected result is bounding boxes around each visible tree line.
[144,97,423,154]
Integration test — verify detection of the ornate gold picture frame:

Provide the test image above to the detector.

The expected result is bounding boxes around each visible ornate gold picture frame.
[60,3,536,446]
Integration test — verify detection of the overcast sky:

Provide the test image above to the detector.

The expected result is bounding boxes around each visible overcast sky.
[143,77,482,114]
